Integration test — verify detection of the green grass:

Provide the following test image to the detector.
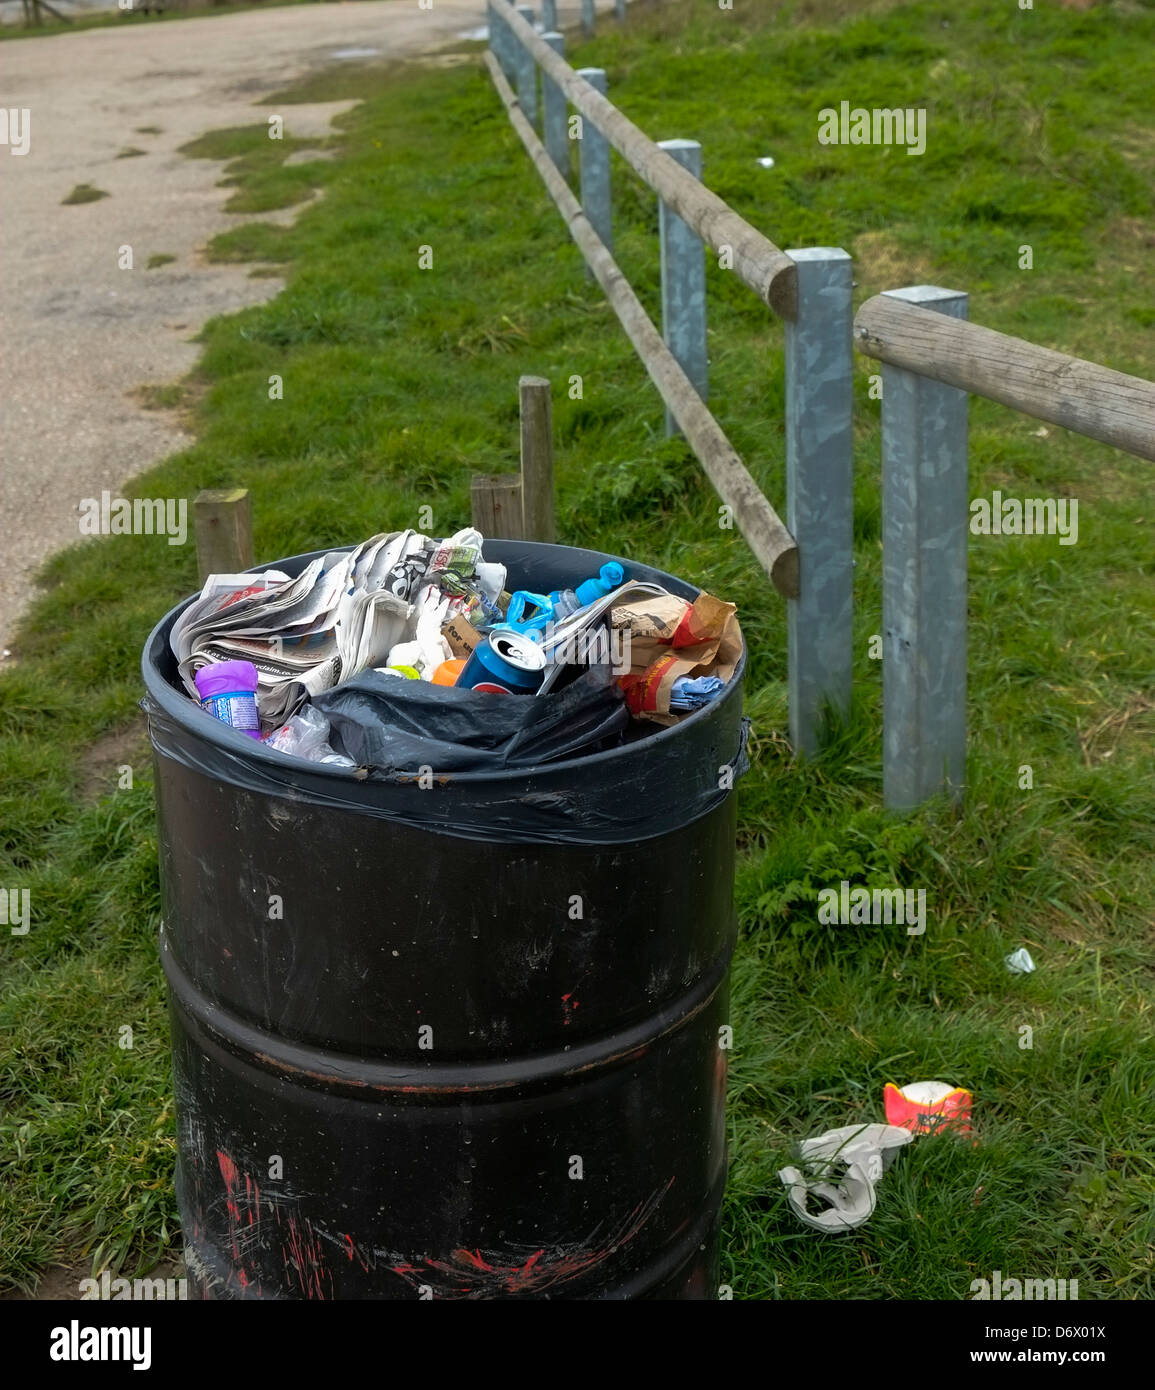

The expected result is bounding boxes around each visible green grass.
[2,0,1154,1298]
[179,125,331,214]
[145,254,176,270]
[60,184,109,205]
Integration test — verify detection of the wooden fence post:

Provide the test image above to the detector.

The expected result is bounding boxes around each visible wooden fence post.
[471,475,526,539]
[658,138,707,437]
[542,33,569,176]
[515,6,538,126]
[194,488,253,583]
[519,376,556,542]
[879,285,970,810]
[783,248,854,757]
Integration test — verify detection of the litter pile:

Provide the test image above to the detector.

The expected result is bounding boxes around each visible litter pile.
[779,1080,974,1233]
[170,526,743,772]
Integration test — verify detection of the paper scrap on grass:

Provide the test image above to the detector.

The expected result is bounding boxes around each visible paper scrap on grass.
[778,1123,913,1233]
[1005,947,1035,975]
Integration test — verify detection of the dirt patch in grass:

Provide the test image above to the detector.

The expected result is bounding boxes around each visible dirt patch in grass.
[78,721,152,803]
[851,229,938,296]
[1,1256,186,1301]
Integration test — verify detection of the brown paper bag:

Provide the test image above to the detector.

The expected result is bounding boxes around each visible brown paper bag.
[612,591,742,723]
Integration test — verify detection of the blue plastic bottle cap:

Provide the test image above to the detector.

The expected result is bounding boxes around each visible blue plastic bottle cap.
[574,562,625,609]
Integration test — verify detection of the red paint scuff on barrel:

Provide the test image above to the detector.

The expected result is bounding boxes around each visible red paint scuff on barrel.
[385,1177,675,1298]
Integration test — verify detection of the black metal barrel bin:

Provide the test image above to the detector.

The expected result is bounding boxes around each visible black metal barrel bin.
[141,540,746,1300]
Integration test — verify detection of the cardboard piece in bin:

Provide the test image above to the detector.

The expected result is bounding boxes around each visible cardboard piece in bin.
[441,614,483,659]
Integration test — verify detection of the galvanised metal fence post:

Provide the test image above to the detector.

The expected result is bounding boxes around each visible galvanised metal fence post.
[783,248,854,758]
[657,138,707,437]
[616,0,627,19]
[543,0,557,30]
[542,33,569,176]
[581,0,595,39]
[487,2,509,79]
[515,6,538,128]
[576,67,611,267]
[879,285,970,810]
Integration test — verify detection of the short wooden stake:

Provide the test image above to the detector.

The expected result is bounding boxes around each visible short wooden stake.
[519,376,556,543]
[194,488,253,583]
[471,473,526,539]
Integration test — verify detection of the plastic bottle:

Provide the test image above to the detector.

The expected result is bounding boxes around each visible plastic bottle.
[195,660,262,738]
[570,561,625,609]
[506,562,626,633]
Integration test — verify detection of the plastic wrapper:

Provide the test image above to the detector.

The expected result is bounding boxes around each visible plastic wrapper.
[385,597,454,679]
[670,675,724,711]
[265,706,356,768]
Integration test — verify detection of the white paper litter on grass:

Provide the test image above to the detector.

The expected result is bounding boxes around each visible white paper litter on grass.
[1005,947,1036,974]
[778,1123,913,1233]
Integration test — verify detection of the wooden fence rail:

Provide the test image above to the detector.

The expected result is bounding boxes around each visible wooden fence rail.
[484,3,855,757]
[856,293,1155,464]
[857,286,1155,809]
[484,49,800,603]
[489,0,798,319]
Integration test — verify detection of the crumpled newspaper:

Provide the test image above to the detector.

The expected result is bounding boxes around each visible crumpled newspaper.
[778,1123,913,1233]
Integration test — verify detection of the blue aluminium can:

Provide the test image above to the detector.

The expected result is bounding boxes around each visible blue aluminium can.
[458,630,547,694]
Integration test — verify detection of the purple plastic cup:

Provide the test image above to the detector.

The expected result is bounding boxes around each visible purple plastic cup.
[194,660,262,739]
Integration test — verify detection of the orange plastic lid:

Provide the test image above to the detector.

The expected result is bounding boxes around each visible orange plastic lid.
[432,659,466,687]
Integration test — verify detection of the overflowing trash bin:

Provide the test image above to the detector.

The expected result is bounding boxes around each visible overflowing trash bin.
[142,531,747,1299]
